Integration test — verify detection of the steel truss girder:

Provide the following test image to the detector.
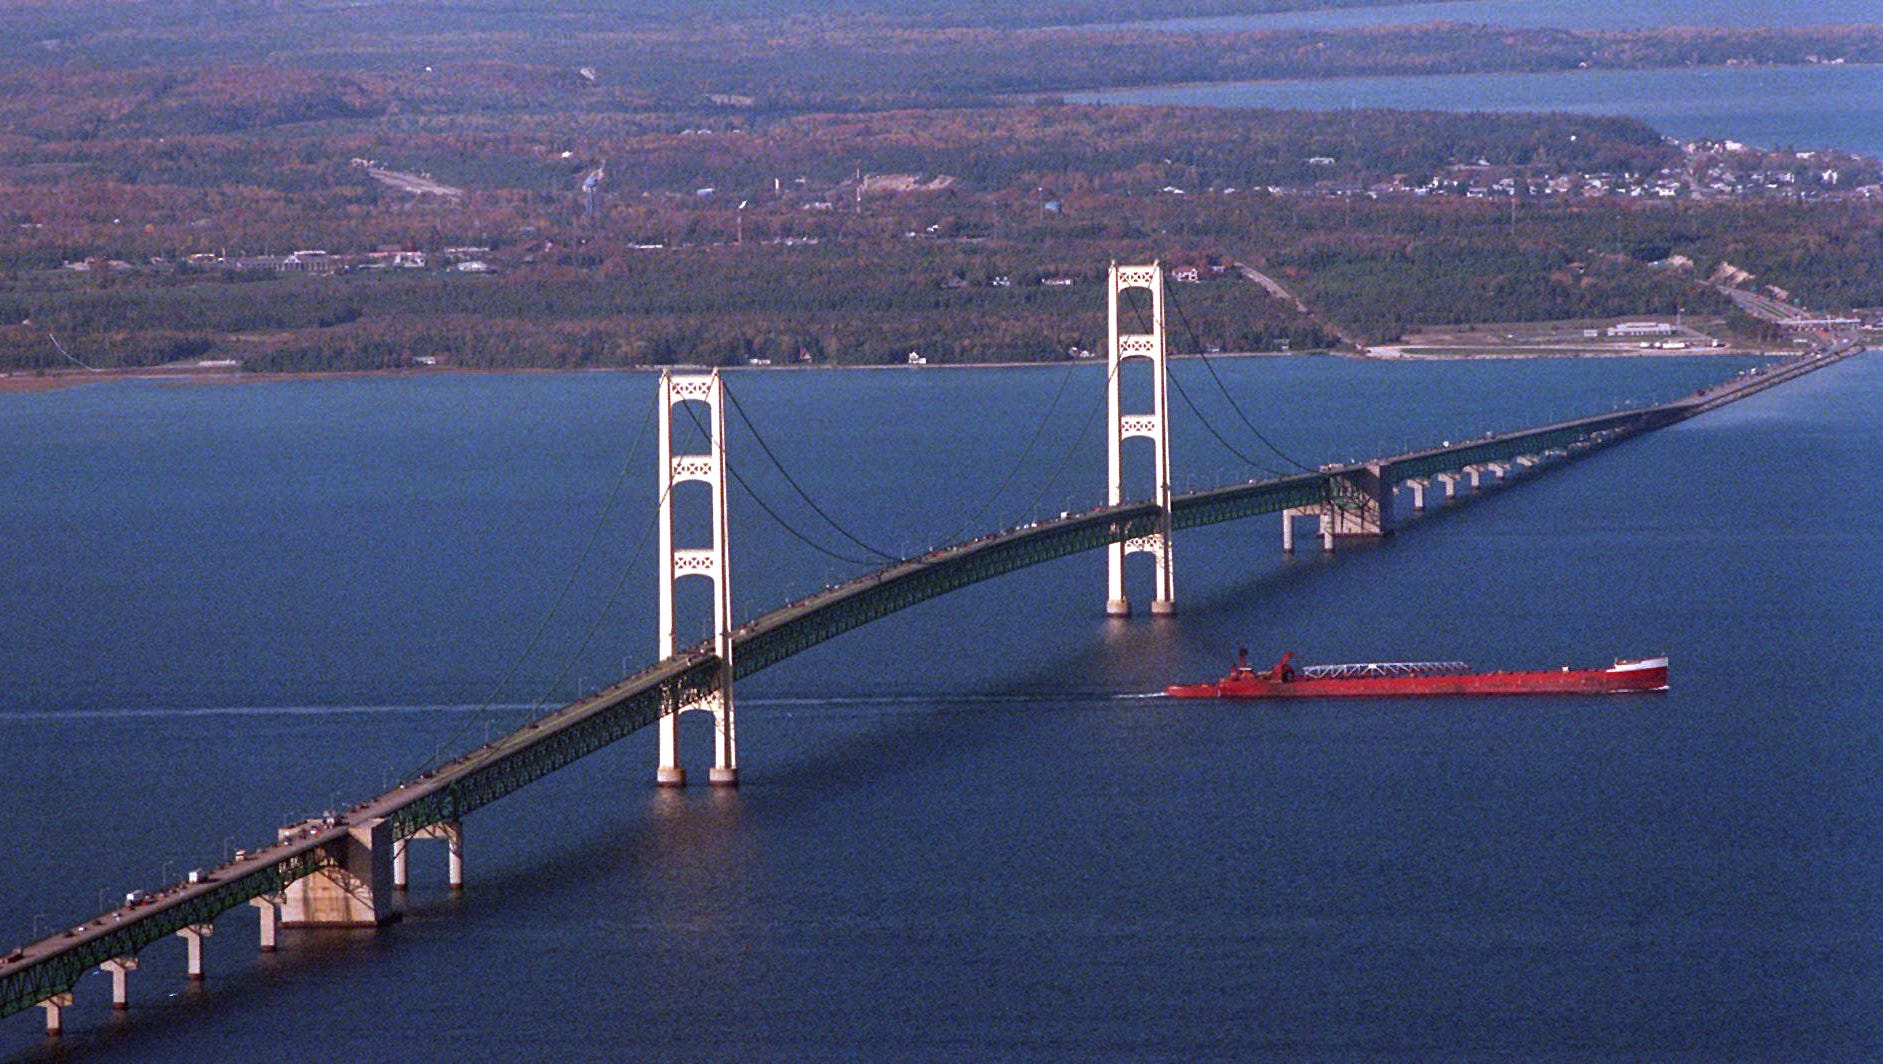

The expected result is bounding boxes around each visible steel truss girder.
[732,503,1165,675]
[1381,407,1682,484]
[0,660,724,1023]
[0,847,330,1019]
[383,655,720,841]
[1170,473,1331,529]
[1327,472,1383,515]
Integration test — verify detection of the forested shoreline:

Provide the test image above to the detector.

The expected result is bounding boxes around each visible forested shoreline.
[2,1,1878,373]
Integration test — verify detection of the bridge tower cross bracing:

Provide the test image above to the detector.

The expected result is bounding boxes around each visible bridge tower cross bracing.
[1106,262,1176,617]
[657,370,738,787]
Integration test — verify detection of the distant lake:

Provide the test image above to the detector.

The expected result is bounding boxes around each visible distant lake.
[1102,0,1883,33]
[1068,64,1883,157]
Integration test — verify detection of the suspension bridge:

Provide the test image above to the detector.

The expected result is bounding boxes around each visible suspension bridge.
[0,263,1864,1037]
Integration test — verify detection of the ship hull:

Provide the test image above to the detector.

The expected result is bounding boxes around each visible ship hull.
[1167,657,1667,699]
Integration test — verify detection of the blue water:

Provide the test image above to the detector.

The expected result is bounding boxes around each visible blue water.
[1105,0,1883,33]
[3,354,1882,1058]
[1069,63,1883,157]
[1068,0,1883,157]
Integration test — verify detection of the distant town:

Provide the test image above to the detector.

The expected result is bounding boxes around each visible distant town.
[3,3,1879,375]
[50,138,1877,284]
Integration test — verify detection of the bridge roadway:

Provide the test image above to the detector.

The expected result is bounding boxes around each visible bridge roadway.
[0,340,1864,1024]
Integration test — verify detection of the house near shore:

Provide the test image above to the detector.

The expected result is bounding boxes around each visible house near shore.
[1608,321,1675,337]
[282,250,337,275]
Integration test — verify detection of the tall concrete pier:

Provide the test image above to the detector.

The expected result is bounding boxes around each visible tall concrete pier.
[655,370,738,787]
[1105,261,1176,617]
[279,818,397,927]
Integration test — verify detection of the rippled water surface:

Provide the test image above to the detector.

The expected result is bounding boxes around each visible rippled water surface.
[3,354,1880,1059]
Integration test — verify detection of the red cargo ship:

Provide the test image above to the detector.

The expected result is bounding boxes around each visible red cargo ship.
[1166,649,1668,699]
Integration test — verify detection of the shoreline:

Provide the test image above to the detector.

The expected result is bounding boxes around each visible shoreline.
[1360,346,1781,361]
[0,346,1786,396]
[1059,60,1883,102]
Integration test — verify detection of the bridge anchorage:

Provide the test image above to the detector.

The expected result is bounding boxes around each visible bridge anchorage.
[1282,463,1392,553]
[1106,261,1176,617]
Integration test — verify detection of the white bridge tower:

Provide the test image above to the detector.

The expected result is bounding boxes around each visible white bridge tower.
[1106,261,1175,617]
[656,370,737,787]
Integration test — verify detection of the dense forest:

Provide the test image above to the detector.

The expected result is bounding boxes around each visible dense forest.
[1,0,1878,373]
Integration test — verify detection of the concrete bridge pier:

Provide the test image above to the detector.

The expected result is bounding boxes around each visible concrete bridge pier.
[709,702,740,786]
[655,757,685,788]
[433,821,466,888]
[1488,462,1510,481]
[394,821,465,892]
[1324,503,1385,539]
[100,956,138,1009]
[279,817,397,927]
[1281,507,1333,553]
[1467,467,1483,491]
[250,895,280,952]
[38,992,72,1037]
[1436,473,1461,502]
[1322,464,1392,541]
[176,924,213,982]
[1408,478,1429,511]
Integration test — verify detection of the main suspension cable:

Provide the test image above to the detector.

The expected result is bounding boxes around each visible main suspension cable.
[1164,284,1318,473]
[457,376,884,778]
[500,476,677,739]
[46,332,100,373]
[1026,354,1119,518]
[1166,369,1288,476]
[1120,292,1282,475]
[680,397,880,569]
[403,387,658,781]
[723,386,898,562]
[936,359,1085,546]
